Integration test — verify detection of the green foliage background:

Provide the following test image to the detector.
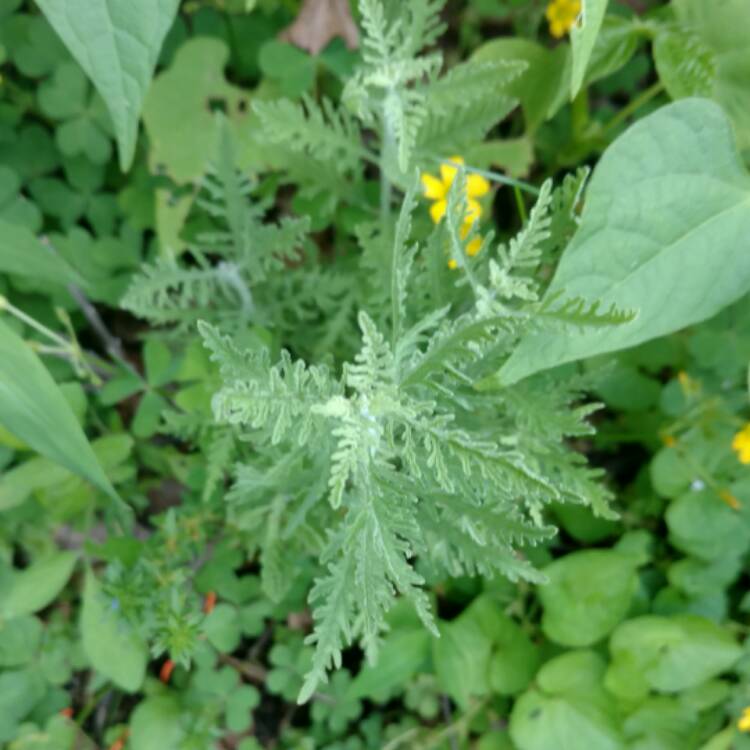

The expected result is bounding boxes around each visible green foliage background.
[1,1,750,749]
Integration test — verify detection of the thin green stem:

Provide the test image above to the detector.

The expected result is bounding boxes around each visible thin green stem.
[30,344,73,357]
[602,81,665,136]
[75,686,111,729]
[1,295,116,383]
[380,117,395,228]
[385,699,485,750]
[382,728,421,750]
[0,297,70,348]
[433,157,540,196]
[360,145,382,169]
[423,702,485,750]
[380,168,392,227]
[513,185,528,224]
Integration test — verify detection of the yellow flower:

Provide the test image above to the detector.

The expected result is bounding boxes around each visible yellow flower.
[421,156,490,268]
[738,706,750,732]
[448,225,482,269]
[422,157,489,223]
[732,424,750,464]
[546,0,581,38]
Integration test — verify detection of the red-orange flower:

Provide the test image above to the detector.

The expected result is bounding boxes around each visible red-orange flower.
[203,591,217,614]
[160,659,175,684]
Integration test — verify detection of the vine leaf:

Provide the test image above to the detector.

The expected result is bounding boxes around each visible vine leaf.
[36,0,180,171]
[0,317,120,504]
[499,98,750,385]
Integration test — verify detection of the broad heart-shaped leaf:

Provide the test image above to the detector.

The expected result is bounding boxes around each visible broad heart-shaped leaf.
[539,549,640,647]
[510,652,625,750]
[35,0,180,171]
[570,0,609,98]
[0,317,118,502]
[606,615,742,698]
[498,99,750,385]
[665,489,750,562]
[433,612,492,709]
[80,571,147,692]
[129,696,185,750]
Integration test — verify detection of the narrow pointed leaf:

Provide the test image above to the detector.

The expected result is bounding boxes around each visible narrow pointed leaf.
[570,0,609,98]
[80,571,147,692]
[36,0,180,171]
[0,317,117,500]
[1,552,78,618]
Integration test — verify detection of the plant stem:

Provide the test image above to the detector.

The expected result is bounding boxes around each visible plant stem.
[514,185,528,224]
[1,295,118,383]
[434,158,540,196]
[0,296,71,348]
[418,699,487,750]
[441,695,460,750]
[382,728,421,750]
[384,699,488,750]
[603,81,665,135]
[66,282,137,376]
[75,686,110,729]
[380,117,395,228]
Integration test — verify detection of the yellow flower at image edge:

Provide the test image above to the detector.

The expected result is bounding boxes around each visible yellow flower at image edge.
[738,706,750,732]
[732,424,750,464]
[421,156,489,269]
[546,0,581,39]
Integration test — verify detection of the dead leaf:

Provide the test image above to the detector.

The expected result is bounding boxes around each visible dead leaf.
[280,0,359,56]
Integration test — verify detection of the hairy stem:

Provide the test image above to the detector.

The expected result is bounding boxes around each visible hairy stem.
[380,113,395,228]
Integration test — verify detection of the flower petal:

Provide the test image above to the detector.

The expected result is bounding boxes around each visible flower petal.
[465,199,482,224]
[467,237,483,257]
[546,0,580,36]
[421,173,446,200]
[430,199,447,224]
[440,156,465,186]
[549,20,565,38]
[467,173,490,198]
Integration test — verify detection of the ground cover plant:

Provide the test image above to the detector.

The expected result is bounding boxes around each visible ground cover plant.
[1,0,750,748]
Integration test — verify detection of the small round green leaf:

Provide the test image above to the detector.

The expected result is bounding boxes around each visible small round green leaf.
[539,550,639,647]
